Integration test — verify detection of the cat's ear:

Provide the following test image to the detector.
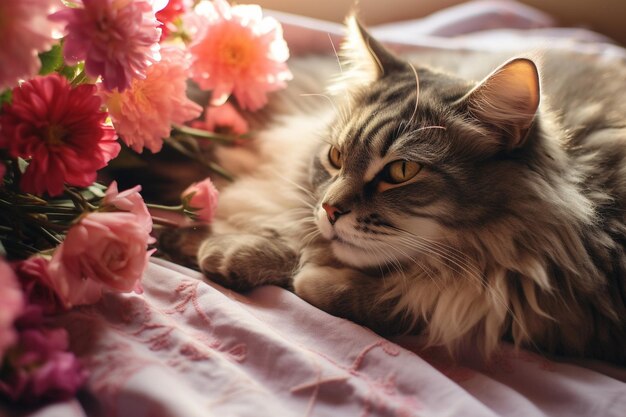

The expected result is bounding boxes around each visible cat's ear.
[463,58,540,149]
[329,15,405,93]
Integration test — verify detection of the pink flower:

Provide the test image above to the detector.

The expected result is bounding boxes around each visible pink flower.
[102,181,152,235]
[181,178,219,222]
[0,259,24,363]
[196,102,249,135]
[0,74,120,196]
[187,0,292,111]
[0,308,86,404]
[13,257,65,316]
[102,47,202,153]
[48,212,155,308]
[0,0,62,90]
[52,0,161,92]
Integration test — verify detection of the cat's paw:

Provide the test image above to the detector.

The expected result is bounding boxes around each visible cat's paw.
[198,233,298,291]
[294,265,406,334]
[293,265,354,312]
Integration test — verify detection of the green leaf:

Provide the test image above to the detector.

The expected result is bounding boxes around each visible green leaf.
[61,0,81,7]
[58,62,84,83]
[0,89,11,106]
[38,44,64,75]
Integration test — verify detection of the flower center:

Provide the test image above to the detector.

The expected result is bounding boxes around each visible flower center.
[45,125,68,147]
[220,35,254,69]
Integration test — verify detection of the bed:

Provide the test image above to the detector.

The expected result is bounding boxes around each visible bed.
[7,1,625,416]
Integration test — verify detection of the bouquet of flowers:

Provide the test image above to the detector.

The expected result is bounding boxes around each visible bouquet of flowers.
[0,0,291,406]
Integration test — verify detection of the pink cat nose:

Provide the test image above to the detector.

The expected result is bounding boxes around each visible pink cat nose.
[322,203,350,225]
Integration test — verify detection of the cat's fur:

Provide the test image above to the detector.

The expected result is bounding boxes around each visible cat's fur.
[162,18,626,364]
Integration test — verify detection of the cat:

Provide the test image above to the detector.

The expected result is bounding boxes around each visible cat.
[161,17,626,364]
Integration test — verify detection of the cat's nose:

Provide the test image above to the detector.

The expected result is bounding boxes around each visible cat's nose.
[322,203,350,225]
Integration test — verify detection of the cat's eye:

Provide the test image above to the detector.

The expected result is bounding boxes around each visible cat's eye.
[328,146,342,169]
[384,160,422,184]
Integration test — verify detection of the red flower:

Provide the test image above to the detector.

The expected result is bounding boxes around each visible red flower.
[157,0,188,40]
[0,74,120,196]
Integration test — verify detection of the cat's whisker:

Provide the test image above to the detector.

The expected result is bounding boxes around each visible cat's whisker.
[375,242,406,280]
[393,246,444,293]
[300,93,346,124]
[394,121,405,139]
[393,235,484,288]
[366,238,436,297]
[405,125,447,137]
[360,240,406,289]
[390,234,534,348]
[388,233,491,298]
[388,225,483,278]
[361,241,393,281]
[327,33,353,116]
[266,168,317,202]
[328,33,343,75]
[391,238,465,286]
[300,227,322,248]
[401,63,420,136]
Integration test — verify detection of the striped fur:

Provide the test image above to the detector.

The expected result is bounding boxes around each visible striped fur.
[163,20,626,364]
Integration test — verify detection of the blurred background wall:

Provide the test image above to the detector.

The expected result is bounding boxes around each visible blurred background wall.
[255,0,626,45]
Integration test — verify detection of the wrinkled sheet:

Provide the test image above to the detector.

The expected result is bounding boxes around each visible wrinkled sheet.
[6,1,626,416]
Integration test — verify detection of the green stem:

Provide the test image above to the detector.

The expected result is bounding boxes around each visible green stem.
[146,203,184,212]
[171,124,244,145]
[203,160,235,182]
[151,216,183,228]
[10,204,82,214]
[0,238,41,259]
[64,187,89,212]
[38,226,63,245]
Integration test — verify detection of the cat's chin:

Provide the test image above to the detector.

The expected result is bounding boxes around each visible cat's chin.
[316,210,395,268]
[329,239,393,269]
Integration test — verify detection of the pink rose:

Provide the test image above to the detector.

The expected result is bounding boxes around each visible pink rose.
[13,257,65,316]
[181,178,219,222]
[0,259,24,362]
[48,212,155,308]
[102,181,153,235]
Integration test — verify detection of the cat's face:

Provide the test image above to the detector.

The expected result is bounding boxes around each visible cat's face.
[310,18,540,269]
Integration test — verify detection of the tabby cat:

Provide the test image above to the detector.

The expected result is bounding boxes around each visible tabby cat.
[163,18,626,364]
